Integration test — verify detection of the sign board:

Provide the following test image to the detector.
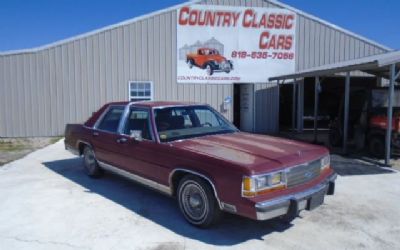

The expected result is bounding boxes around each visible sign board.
[177,5,296,84]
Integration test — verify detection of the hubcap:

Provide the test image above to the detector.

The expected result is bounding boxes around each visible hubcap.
[206,66,211,75]
[84,150,96,173]
[181,182,208,221]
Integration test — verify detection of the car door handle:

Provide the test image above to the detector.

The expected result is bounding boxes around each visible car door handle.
[93,132,99,137]
[116,138,128,144]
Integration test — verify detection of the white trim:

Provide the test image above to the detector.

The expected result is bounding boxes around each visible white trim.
[266,0,391,51]
[128,81,154,102]
[0,0,201,56]
[98,161,172,195]
[0,0,391,56]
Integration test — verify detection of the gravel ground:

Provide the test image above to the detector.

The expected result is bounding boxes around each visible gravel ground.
[0,140,399,250]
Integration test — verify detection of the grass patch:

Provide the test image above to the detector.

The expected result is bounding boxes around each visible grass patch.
[49,136,63,144]
[0,142,31,152]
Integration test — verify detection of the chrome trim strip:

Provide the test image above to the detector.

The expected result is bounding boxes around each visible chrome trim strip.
[117,104,131,134]
[98,161,172,195]
[169,168,223,210]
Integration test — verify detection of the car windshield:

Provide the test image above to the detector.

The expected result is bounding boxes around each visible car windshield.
[154,105,238,142]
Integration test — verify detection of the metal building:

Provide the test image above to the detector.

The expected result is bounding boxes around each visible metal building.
[0,0,390,137]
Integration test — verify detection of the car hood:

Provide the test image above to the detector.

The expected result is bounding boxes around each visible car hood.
[171,132,327,173]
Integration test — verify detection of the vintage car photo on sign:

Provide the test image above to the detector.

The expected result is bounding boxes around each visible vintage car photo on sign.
[186,48,234,76]
[65,101,336,228]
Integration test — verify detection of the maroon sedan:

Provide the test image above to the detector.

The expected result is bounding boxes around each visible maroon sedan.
[65,101,336,228]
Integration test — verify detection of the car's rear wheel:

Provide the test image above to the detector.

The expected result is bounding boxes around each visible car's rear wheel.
[177,175,221,228]
[83,146,103,178]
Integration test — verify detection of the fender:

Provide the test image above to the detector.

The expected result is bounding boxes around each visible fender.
[169,168,223,209]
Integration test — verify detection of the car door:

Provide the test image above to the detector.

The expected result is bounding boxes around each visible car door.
[113,107,167,184]
[90,105,126,168]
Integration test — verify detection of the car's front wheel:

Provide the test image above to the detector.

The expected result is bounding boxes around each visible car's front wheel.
[177,175,221,228]
[206,64,214,76]
[83,146,103,178]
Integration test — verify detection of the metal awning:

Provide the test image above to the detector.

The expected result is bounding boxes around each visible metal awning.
[269,50,400,166]
[270,50,400,81]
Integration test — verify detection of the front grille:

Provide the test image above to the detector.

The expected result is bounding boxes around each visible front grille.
[286,158,321,188]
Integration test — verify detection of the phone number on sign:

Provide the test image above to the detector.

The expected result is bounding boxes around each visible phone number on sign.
[231,51,294,60]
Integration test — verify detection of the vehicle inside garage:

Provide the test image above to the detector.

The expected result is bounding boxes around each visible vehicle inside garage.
[273,51,400,165]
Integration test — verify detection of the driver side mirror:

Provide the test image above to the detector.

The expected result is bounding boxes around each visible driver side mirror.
[129,130,143,142]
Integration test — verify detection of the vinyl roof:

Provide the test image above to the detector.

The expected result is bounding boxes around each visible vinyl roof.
[269,50,400,81]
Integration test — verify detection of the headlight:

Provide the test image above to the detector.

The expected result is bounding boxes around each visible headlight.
[242,171,287,197]
[321,155,330,171]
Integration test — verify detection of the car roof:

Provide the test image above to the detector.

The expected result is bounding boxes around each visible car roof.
[199,47,216,51]
[106,101,205,108]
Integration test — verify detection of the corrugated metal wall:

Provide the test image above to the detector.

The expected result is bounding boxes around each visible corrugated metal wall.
[0,0,389,137]
[0,5,233,137]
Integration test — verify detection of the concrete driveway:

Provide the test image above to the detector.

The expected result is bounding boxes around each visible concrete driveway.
[0,140,399,250]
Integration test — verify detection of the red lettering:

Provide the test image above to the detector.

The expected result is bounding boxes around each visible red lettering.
[243,9,254,28]
[285,15,294,29]
[275,14,283,29]
[259,14,267,28]
[285,35,293,50]
[277,35,286,49]
[222,13,231,27]
[178,7,190,25]
[259,31,270,49]
[267,14,275,29]
[188,10,198,26]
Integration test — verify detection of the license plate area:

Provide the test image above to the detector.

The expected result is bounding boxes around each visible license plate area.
[306,189,325,210]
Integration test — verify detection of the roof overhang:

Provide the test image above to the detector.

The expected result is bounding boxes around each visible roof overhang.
[269,50,400,81]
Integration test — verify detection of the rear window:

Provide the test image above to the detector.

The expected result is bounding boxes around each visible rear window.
[97,106,124,133]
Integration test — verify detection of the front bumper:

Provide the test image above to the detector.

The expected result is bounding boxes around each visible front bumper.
[255,173,337,220]
[214,61,233,71]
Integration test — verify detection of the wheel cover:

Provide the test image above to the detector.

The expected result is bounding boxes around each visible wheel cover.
[84,149,96,173]
[180,181,208,222]
[206,65,211,75]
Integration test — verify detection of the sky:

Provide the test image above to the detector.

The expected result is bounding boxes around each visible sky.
[0,0,399,52]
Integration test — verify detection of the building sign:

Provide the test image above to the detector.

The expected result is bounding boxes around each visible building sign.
[177,5,296,84]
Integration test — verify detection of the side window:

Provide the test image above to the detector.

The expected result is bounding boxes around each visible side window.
[124,109,153,140]
[195,109,220,127]
[97,107,124,133]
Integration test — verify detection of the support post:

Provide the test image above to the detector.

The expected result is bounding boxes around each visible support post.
[385,64,396,165]
[292,79,297,133]
[313,77,320,142]
[297,79,304,132]
[343,72,350,154]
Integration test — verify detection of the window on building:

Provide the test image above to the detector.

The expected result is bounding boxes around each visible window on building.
[129,81,153,102]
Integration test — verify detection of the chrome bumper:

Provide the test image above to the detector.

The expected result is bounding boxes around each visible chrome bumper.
[255,173,337,220]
